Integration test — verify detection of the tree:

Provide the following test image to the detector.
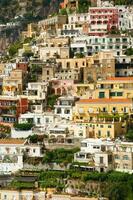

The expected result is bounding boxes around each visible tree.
[125,129,133,141]
[125,48,133,56]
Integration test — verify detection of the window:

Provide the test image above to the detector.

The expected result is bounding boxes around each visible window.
[123,155,129,160]
[103,107,107,112]
[115,154,119,159]
[33,149,36,153]
[37,118,40,124]
[100,156,103,164]
[100,125,104,128]
[57,108,61,114]
[45,118,49,123]
[107,131,110,137]
[99,92,105,98]
[98,130,101,137]
[110,92,116,97]
[108,125,112,128]
[81,143,87,147]
[117,92,123,96]
[67,62,70,68]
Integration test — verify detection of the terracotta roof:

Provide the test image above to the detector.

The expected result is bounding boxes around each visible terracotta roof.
[0,139,26,145]
[107,77,133,81]
[77,98,132,104]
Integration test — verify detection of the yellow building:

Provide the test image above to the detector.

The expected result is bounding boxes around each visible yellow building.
[22,23,37,38]
[94,77,133,99]
[0,189,46,200]
[2,69,25,96]
[73,98,133,122]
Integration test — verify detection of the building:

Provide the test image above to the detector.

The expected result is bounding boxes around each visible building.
[94,77,133,99]
[73,120,127,139]
[26,82,48,113]
[83,51,115,83]
[42,62,56,82]
[38,15,67,32]
[0,96,28,123]
[89,7,119,36]
[2,69,26,96]
[113,141,133,173]
[0,189,46,200]
[60,0,78,11]
[74,138,114,172]
[73,98,133,122]
[0,139,26,174]
[71,35,133,57]
[54,96,78,120]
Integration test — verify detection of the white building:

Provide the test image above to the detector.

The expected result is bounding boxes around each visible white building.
[54,96,77,120]
[71,35,133,57]
[68,13,89,24]
[4,63,16,76]
[74,138,114,164]
[25,82,48,113]
[0,139,44,174]
[0,139,25,174]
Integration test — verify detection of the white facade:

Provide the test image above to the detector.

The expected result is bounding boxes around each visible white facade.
[0,140,25,174]
[0,139,44,174]
[4,63,16,76]
[68,13,89,24]
[54,96,76,120]
[26,82,48,100]
[11,128,34,139]
[71,35,133,56]
[0,189,46,200]
[19,112,57,128]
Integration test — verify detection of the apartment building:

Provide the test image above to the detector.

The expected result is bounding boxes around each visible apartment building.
[73,98,133,122]
[0,139,25,174]
[26,82,48,113]
[88,7,119,36]
[83,51,115,83]
[68,13,89,24]
[0,96,28,123]
[56,57,86,69]
[0,189,46,200]
[74,120,127,139]
[38,15,67,31]
[74,138,114,172]
[71,35,133,56]
[54,96,78,120]
[2,69,26,96]
[113,141,133,173]
[94,77,133,99]
[39,46,69,61]
[115,56,133,77]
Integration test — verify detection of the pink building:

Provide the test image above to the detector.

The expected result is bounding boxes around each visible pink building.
[50,79,76,96]
[89,7,119,36]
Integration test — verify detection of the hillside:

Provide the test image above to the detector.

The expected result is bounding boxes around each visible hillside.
[0,0,62,24]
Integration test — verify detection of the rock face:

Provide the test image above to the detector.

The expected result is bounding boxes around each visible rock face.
[0,0,63,53]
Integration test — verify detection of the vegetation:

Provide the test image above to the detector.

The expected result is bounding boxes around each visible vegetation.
[14,123,33,131]
[114,0,133,5]
[125,48,133,56]
[28,134,46,143]
[125,129,133,141]
[43,148,79,164]
[10,180,35,189]
[8,40,23,57]
[77,0,91,13]
[75,52,85,58]
[38,170,133,199]
[47,94,60,109]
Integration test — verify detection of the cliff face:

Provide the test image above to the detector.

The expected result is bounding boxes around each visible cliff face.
[0,0,62,53]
